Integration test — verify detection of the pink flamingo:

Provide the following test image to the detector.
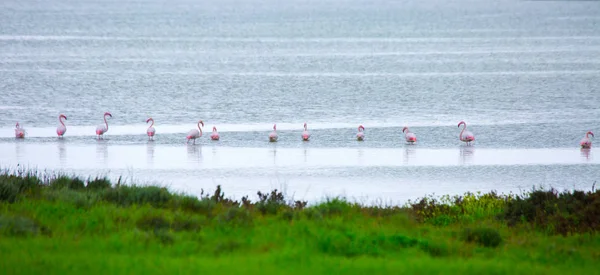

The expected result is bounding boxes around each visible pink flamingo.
[146,118,155,140]
[14,122,25,138]
[402,126,417,144]
[211,126,220,141]
[269,124,278,142]
[186,120,204,144]
[302,122,310,141]
[56,114,67,137]
[95,112,112,139]
[356,125,365,141]
[458,121,475,145]
[580,131,594,149]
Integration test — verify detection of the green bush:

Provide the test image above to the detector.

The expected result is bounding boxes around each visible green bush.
[462,227,502,248]
[409,191,511,225]
[502,188,600,235]
[217,207,253,228]
[50,176,85,190]
[102,185,172,207]
[87,177,111,190]
[0,215,50,237]
[0,180,19,203]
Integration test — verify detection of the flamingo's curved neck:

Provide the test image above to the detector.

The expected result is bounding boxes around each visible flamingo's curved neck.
[104,114,109,130]
[213,127,217,132]
[274,124,277,131]
[587,132,594,138]
[148,119,154,129]
[304,124,307,131]
[197,122,203,135]
[459,123,466,138]
[59,116,66,126]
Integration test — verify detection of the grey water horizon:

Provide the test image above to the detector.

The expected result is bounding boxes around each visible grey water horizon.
[1,0,599,204]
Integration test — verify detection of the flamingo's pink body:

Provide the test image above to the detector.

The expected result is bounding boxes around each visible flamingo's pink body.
[95,112,112,139]
[146,118,155,140]
[56,114,67,137]
[356,125,365,141]
[269,124,278,142]
[302,123,311,141]
[402,126,417,144]
[458,121,475,145]
[211,126,220,140]
[14,122,25,138]
[580,131,594,149]
[186,120,204,144]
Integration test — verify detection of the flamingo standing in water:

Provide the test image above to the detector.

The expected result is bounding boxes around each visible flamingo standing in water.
[458,121,475,145]
[269,124,278,142]
[580,131,594,149]
[186,120,204,144]
[402,126,417,144]
[95,112,112,139]
[146,118,156,140]
[302,122,310,141]
[356,125,365,141]
[56,114,67,137]
[211,126,220,141]
[15,122,25,138]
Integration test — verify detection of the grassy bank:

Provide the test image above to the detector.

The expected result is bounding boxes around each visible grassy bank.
[1,168,599,274]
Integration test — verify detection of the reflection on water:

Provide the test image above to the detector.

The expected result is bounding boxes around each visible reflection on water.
[460,146,475,165]
[270,145,277,165]
[146,141,155,166]
[303,147,308,163]
[14,140,23,161]
[187,144,202,164]
[58,139,66,166]
[580,148,592,161]
[96,140,108,164]
[2,141,600,205]
[357,148,365,165]
[404,147,416,164]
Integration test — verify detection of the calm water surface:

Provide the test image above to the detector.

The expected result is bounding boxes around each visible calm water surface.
[1,0,599,204]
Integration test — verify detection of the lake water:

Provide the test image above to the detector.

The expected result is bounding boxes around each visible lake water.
[1,0,599,205]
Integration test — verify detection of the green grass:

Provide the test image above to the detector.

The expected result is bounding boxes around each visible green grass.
[1,168,599,274]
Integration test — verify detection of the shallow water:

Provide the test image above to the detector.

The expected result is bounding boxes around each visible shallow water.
[1,0,599,204]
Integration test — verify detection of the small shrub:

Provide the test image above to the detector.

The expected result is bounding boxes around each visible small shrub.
[214,240,241,255]
[316,230,429,258]
[136,215,170,232]
[294,200,308,210]
[255,189,287,215]
[172,215,204,232]
[303,208,323,221]
[175,195,215,216]
[217,207,253,227]
[50,176,85,190]
[153,229,174,245]
[409,191,511,225]
[0,215,51,237]
[313,197,352,216]
[102,185,172,208]
[0,174,42,196]
[502,188,600,235]
[280,210,294,221]
[462,227,502,248]
[87,177,111,190]
[0,180,19,203]
[418,241,449,257]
